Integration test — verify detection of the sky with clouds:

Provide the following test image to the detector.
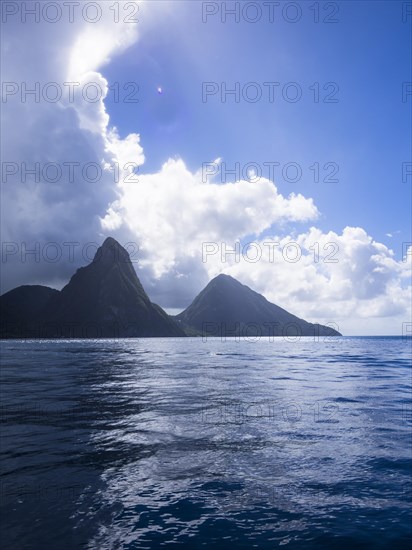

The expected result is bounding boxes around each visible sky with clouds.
[1,0,411,335]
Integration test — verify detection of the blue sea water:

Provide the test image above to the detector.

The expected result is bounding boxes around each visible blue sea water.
[0,336,411,549]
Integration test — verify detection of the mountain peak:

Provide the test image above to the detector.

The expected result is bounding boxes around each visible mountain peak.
[93,237,130,265]
[2,236,186,338]
[177,274,341,337]
[101,236,122,249]
[212,273,238,284]
[214,273,234,280]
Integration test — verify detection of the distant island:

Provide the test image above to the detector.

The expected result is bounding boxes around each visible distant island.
[0,237,341,338]
[175,273,341,338]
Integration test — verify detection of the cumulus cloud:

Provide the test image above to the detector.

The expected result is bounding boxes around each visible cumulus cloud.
[102,158,318,276]
[1,2,143,288]
[208,227,411,334]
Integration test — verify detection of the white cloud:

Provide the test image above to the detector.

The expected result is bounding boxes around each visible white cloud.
[102,158,318,277]
[1,2,144,288]
[209,227,411,335]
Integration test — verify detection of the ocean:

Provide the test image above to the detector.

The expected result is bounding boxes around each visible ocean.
[1,336,411,549]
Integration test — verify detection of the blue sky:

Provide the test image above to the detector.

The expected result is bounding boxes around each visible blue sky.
[104,0,411,256]
[1,0,411,334]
